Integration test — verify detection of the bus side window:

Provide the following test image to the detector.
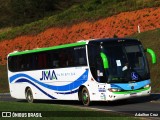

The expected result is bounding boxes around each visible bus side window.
[18,56,23,71]
[66,48,74,67]
[30,54,36,70]
[13,56,21,71]
[67,54,74,67]
[74,46,87,66]
[8,56,17,72]
[59,52,67,67]
[53,60,59,67]
[52,52,59,68]
[58,48,74,68]
[79,57,86,65]
[47,50,60,69]
[23,54,30,71]
[38,53,47,69]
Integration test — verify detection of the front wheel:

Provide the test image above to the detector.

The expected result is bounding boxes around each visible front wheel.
[81,87,91,106]
[25,88,34,103]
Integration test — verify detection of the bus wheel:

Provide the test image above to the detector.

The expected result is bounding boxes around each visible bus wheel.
[81,87,90,106]
[25,88,34,103]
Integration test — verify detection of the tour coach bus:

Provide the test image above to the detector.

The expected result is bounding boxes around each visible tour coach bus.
[7,38,156,106]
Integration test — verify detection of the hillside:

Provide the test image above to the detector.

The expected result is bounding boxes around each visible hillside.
[0,0,85,28]
[0,7,159,65]
[0,0,160,40]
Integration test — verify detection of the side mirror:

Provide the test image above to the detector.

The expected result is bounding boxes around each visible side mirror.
[146,48,156,64]
[100,52,109,69]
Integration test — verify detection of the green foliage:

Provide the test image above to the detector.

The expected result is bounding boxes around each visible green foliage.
[0,0,160,40]
[0,0,85,28]
[0,0,12,28]
[10,0,59,26]
[0,65,8,93]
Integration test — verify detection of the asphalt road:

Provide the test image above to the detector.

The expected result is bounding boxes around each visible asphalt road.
[0,93,160,119]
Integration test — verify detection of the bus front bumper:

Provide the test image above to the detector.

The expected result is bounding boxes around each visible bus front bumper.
[106,87,151,101]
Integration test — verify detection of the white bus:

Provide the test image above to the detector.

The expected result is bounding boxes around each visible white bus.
[7,38,156,106]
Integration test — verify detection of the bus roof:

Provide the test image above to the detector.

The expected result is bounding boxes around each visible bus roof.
[8,41,87,56]
[88,38,139,43]
[8,38,139,56]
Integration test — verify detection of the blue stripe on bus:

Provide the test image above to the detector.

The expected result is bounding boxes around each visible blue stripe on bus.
[16,78,56,99]
[10,70,88,92]
[111,80,151,90]
[56,89,79,95]
[110,84,125,90]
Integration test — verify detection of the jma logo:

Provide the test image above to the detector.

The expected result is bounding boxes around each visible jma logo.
[40,70,57,80]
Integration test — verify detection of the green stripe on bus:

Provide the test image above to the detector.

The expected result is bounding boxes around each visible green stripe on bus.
[9,41,86,56]
[112,87,150,94]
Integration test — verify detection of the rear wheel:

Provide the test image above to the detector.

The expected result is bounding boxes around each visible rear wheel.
[81,87,91,106]
[25,88,34,103]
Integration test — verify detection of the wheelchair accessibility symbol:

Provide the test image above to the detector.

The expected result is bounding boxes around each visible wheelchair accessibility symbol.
[131,72,138,80]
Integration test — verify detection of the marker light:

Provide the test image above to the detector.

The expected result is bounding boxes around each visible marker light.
[144,84,150,88]
[108,88,121,92]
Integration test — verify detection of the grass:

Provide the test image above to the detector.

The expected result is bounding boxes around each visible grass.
[0,0,160,40]
[0,0,86,28]
[0,101,139,120]
[0,65,9,93]
[0,27,12,34]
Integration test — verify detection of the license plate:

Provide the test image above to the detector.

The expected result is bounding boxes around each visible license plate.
[130,93,137,96]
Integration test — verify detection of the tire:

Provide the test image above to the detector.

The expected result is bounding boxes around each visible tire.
[25,88,34,103]
[81,87,91,106]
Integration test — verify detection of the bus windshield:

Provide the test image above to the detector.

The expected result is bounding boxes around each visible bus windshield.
[102,44,149,83]
[88,40,150,83]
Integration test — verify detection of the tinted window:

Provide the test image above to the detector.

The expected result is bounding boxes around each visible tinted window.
[74,46,87,66]
[8,45,87,72]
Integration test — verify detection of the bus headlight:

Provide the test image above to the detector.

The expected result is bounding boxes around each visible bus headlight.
[144,84,150,88]
[108,88,121,92]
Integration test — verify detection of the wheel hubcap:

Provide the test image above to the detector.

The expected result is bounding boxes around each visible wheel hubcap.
[83,91,88,103]
[27,91,32,102]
